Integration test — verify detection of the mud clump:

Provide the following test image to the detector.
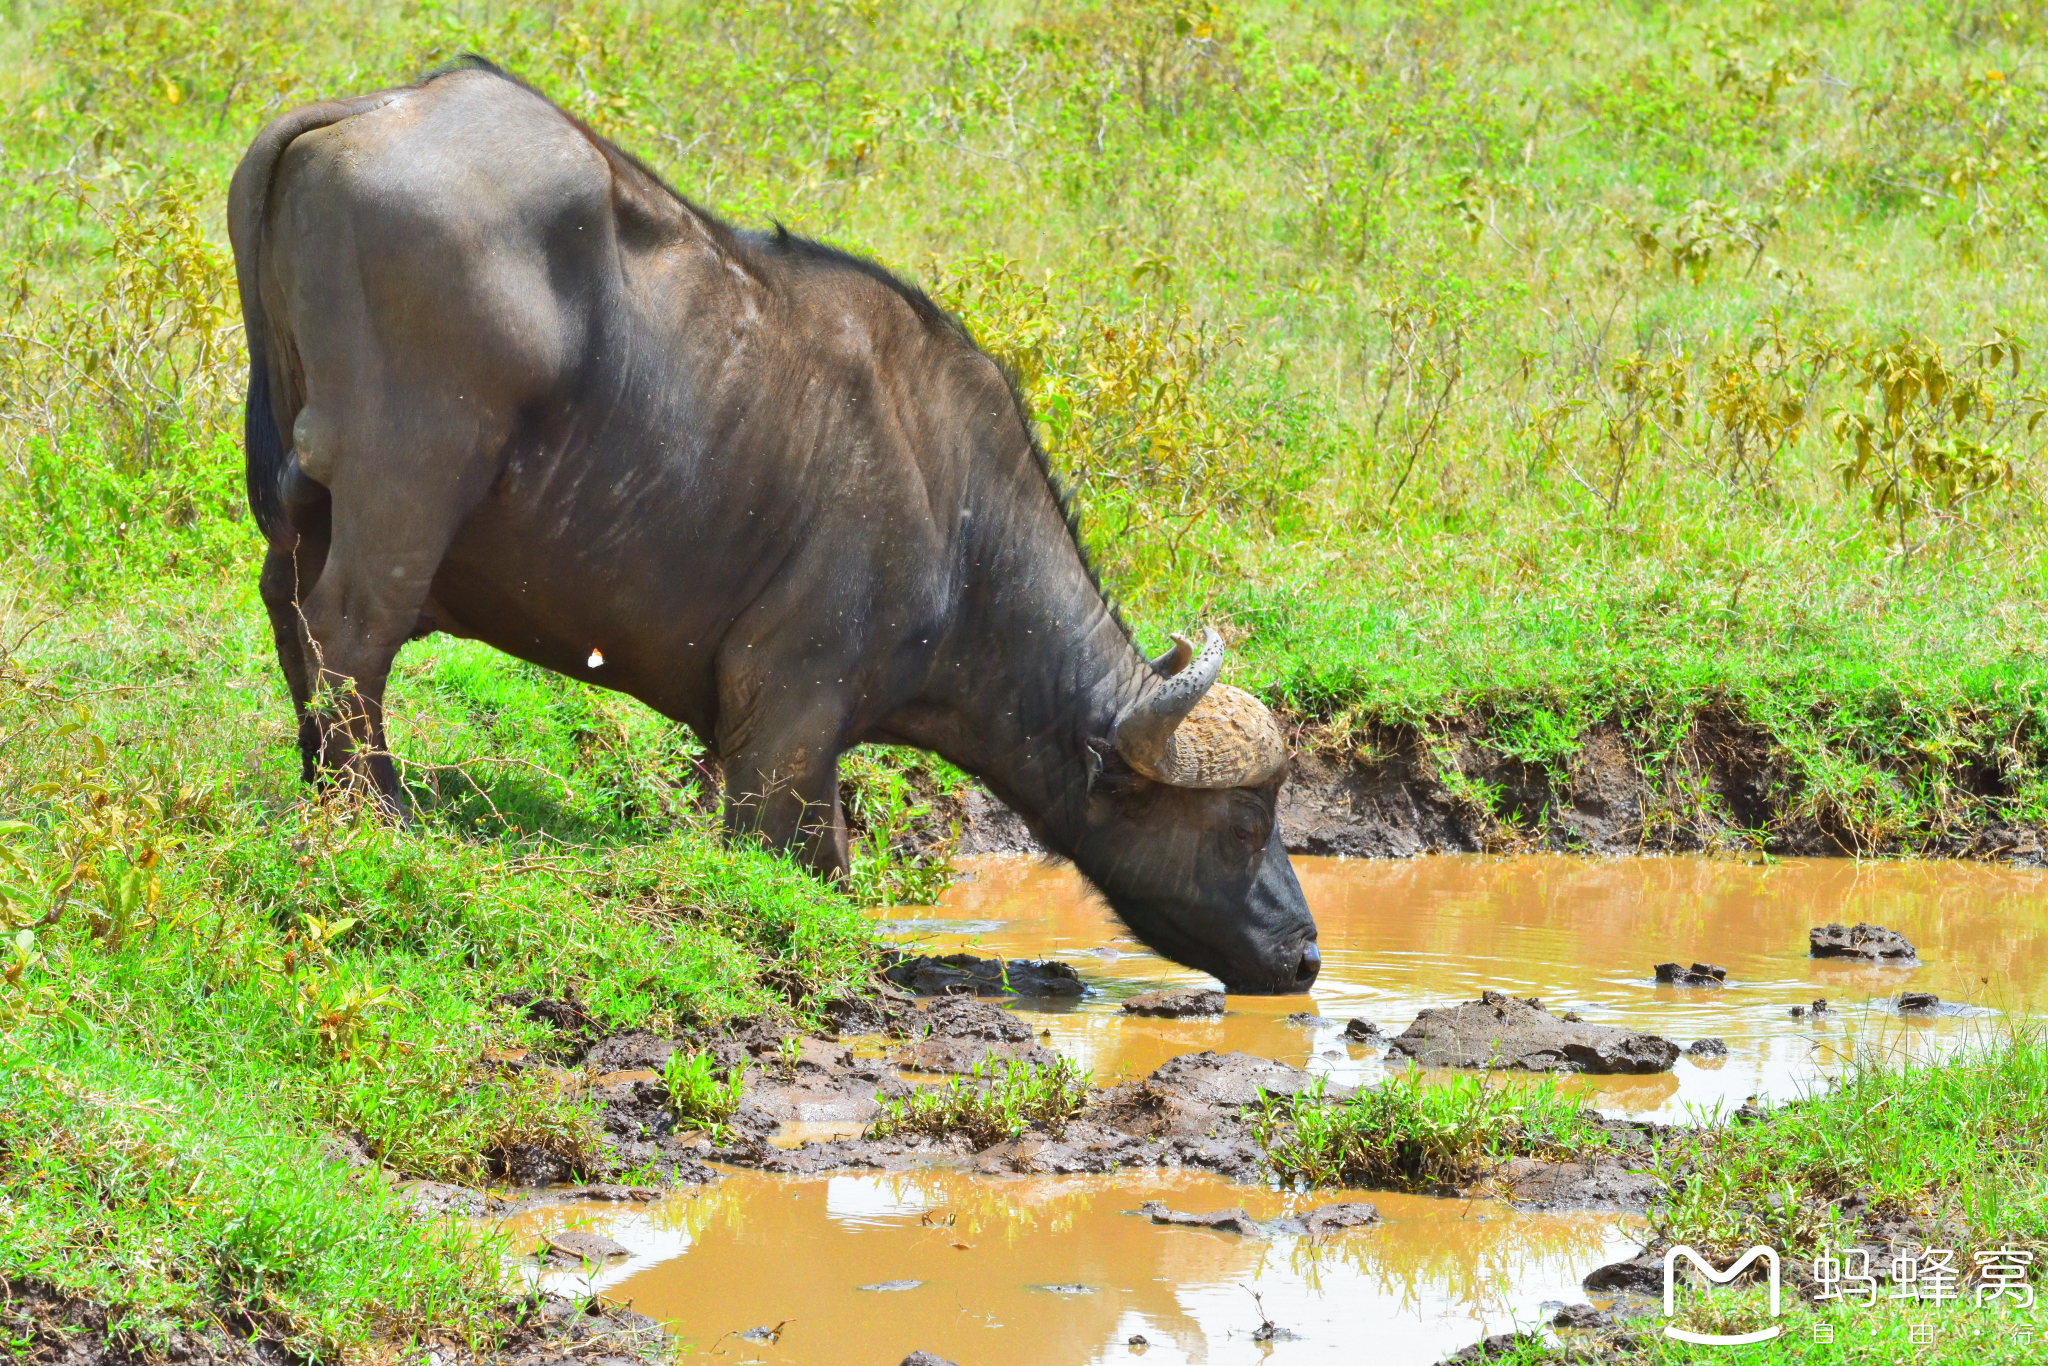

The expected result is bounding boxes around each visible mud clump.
[694,1005,1080,1173]
[1810,923,1919,964]
[1293,1202,1381,1236]
[585,1066,730,1184]
[899,1353,958,1366]
[490,1143,577,1186]
[1140,1201,1262,1235]
[397,1180,510,1218]
[1686,1037,1728,1057]
[540,1229,630,1268]
[1344,1017,1383,1041]
[1494,1156,1666,1211]
[492,989,601,1057]
[581,1030,677,1073]
[890,995,1060,1074]
[975,1050,1332,1181]
[1583,1246,1666,1296]
[1388,991,1679,1073]
[1135,1049,1332,1108]
[881,951,1085,998]
[1140,1200,1382,1238]
[1654,962,1726,987]
[1122,988,1225,1017]
[817,992,910,1035]
[1897,991,1941,1012]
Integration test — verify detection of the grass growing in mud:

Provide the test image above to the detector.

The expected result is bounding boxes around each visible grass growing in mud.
[1653,1029,2048,1261]
[1248,1072,1607,1190]
[866,1056,1093,1149]
[661,1049,745,1139]
[1479,1032,2048,1365]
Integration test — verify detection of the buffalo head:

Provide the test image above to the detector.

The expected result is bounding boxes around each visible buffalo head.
[1072,628,1320,995]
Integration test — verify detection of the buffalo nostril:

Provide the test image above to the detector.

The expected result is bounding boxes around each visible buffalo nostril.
[1293,942,1321,990]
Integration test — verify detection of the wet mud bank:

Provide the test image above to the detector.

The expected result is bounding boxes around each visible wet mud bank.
[1553,1189,1997,1361]
[488,997,2018,1366]
[933,719,2048,861]
[0,1275,668,1366]
[491,987,1669,1209]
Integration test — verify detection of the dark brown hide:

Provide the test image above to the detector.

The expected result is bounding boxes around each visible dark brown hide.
[228,62,1319,992]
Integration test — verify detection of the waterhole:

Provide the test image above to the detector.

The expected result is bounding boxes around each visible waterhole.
[917,854,2048,1121]
[517,854,2047,1365]
[511,1171,1640,1364]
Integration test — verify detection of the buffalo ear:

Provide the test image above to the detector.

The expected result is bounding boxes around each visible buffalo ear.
[1086,737,1141,793]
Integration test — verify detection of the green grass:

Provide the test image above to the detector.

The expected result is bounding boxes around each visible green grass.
[1473,1032,2048,1365]
[1490,1294,2048,1366]
[661,1048,744,1139]
[1247,1071,1610,1190]
[1653,1030,2048,1261]
[0,572,884,1357]
[0,1056,509,1356]
[866,1056,1093,1149]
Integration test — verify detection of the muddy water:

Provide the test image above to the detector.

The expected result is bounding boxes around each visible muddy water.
[526,854,2047,1365]
[513,1171,1640,1365]
[885,855,2048,1121]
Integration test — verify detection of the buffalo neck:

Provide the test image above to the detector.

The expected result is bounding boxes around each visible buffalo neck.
[892,473,1149,857]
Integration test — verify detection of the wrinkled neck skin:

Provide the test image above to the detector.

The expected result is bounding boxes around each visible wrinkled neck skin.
[884,496,1148,860]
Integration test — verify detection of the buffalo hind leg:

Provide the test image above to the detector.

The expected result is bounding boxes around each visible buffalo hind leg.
[298,587,411,814]
[257,505,331,783]
[293,409,492,813]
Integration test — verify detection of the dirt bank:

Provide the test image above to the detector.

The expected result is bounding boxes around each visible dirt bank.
[0,1278,670,1366]
[933,714,2048,861]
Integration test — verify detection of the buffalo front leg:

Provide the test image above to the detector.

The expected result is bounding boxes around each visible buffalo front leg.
[717,707,852,880]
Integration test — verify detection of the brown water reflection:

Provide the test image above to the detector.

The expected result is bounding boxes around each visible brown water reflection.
[512,1171,1639,1366]
[883,855,2048,1120]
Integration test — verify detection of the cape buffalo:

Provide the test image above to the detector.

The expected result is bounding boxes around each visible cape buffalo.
[228,61,1320,993]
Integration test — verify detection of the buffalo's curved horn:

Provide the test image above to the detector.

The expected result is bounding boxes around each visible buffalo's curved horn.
[1148,633,1197,677]
[1115,628,1288,788]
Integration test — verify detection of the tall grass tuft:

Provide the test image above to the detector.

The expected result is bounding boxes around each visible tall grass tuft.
[866,1056,1093,1148]
[1248,1073,1609,1190]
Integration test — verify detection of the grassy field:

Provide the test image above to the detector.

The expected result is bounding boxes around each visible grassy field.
[0,572,883,1356]
[1373,1031,2048,1363]
[5,0,2048,843]
[4,0,2048,1358]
